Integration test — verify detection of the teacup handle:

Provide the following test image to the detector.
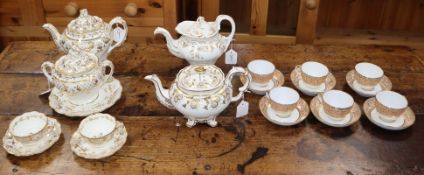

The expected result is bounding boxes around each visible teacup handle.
[41,61,55,83]
[215,15,235,49]
[102,60,114,81]
[226,67,251,102]
[107,17,128,55]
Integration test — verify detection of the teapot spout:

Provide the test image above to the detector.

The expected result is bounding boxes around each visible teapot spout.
[43,23,65,51]
[144,74,175,109]
[154,27,182,58]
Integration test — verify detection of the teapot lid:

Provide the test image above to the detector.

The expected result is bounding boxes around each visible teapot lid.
[55,50,98,76]
[175,16,219,38]
[176,65,225,92]
[65,9,108,40]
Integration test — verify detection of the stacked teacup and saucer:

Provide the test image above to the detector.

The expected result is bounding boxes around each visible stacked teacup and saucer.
[363,91,415,130]
[240,59,284,95]
[41,49,122,117]
[346,62,392,97]
[310,90,362,127]
[290,61,336,96]
[259,87,310,126]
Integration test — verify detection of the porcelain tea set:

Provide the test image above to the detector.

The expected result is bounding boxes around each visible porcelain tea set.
[2,12,416,158]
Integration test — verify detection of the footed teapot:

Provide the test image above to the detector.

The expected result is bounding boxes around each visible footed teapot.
[145,65,250,127]
[154,15,235,65]
[43,9,128,61]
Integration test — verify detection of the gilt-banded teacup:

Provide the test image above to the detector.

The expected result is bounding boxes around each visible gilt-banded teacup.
[9,111,49,143]
[78,113,117,144]
[354,62,384,90]
[375,91,408,123]
[247,59,275,85]
[300,61,329,88]
[322,90,354,120]
[268,87,300,117]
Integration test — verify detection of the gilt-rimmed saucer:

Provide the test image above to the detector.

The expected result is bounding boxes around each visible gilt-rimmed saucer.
[363,98,415,130]
[310,95,361,127]
[259,96,309,126]
[49,77,122,117]
[290,66,336,96]
[241,70,285,95]
[2,112,61,156]
[346,70,392,97]
[70,119,127,159]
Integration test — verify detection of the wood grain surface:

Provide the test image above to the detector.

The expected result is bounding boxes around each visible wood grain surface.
[0,41,423,174]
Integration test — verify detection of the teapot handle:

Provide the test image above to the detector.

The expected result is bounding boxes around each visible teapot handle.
[216,15,235,48]
[41,62,55,83]
[107,17,128,55]
[102,60,114,81]
[226,67,250,102]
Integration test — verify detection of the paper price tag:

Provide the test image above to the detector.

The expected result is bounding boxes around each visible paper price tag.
[113,27,125,43]
[225,49,238,65]
[236,100,249,118]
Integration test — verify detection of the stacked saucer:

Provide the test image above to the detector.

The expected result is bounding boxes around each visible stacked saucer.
[2,111,61,156]
[290,61,336,96]
[346,62,392,97]
[259,87,309,126]
[241,60,284,95]
[41,49,122,117]
[310,90,361,127]
[363,91,415,130]
[70,113,127,159]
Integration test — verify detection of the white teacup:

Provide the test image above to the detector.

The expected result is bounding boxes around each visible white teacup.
[268,87,300,117]
[79,113,117,144]
[9,111,48,143]
[354,62,384,91]
[375,91,408,123]
[322,90,354,120]
[300,61,329,89]
[247,59,275,85]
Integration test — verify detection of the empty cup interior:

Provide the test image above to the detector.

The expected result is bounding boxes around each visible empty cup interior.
[376,91,408,109]
[355,62,384,78]
[11,114,47,137]
[80,114,116,139]
[323,90,354,109]
[269,87,299,105]
[301,61,329,77]
[247,59,275,75]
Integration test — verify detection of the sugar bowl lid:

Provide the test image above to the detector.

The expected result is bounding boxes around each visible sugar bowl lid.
[55,50,98,76]
[175,16,218,38]
[176,65,225,92]
[65,9,107,40]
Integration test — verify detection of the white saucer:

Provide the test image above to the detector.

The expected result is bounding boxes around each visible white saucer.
[267,107,300,123]
[370,109,404,128]
[346,70,392,97]
[310,95,361,127]
[259,96,309,126]
[290,66,336,96]
[318,106,352,126]
[70,121,127,159]
[49,77,122,117]
[241,70,284,95]
[363,98,415,130]
[3,117,61,156]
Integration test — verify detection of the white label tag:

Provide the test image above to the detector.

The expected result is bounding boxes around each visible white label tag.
[225,49,238,65]
[113,27,125,43]
[236,100,249,118]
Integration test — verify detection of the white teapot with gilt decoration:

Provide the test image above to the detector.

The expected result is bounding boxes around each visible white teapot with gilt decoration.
[154,15,235,65]
[43,9,128,61]
[145,65,250,127]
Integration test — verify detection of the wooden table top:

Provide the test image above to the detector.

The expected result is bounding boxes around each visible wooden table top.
[0,41,423,174]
